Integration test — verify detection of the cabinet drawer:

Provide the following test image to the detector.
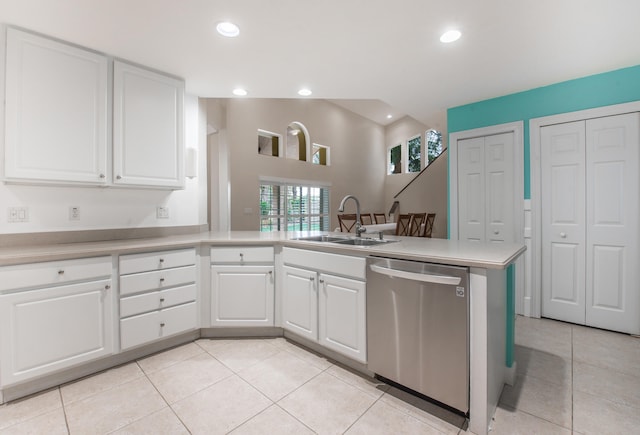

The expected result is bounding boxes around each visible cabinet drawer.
[119,248,195,275]
[211,246,273,264]
[282,248,366,280]
[120,302,197,350]
[120,284,197,317]
[0,256,112,292]
[120,265,196,296]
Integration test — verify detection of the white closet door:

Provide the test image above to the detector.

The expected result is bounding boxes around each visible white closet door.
[485,132,515,243]
[585,113,639,334]
[541,121,586,324]
[458,137,486,242]
[458,133,515,244]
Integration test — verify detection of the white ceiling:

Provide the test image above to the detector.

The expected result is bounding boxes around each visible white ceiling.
[2,0,640,130]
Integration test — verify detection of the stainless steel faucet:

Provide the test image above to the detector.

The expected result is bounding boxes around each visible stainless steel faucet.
[338,195,366,237]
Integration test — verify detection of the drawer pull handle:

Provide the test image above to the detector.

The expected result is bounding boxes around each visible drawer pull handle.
[160,278,165,282]
[160,298,165,302]
[58,270,64,275]
[160,322,165,327]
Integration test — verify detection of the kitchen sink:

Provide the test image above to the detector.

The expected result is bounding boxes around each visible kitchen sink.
[293,235,396,246]
[293,235,350,242]
[332,238,394,246]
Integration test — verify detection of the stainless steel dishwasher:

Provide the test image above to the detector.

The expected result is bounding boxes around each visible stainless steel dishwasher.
[367,256,469,413]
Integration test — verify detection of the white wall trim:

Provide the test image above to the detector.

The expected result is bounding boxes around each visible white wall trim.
[258,175,332,187]
[529,100,640,319]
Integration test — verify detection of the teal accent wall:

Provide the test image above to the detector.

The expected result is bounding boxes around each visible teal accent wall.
[447,64,640,199]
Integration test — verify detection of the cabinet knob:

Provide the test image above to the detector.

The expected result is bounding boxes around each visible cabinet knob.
[493,230,499,235]
[560,232,567,238]
[99,173,105,179]
[310,276,315,282]
[319,279,324,284]
[160,322,165,327]
[239,253,244,259]
[58,270,64,275]
[160,278,165,283]
[105,284,111,290]
[160,298,165,302]
[159,258,164,263]
[116,175,122,180]
[268,270,273,275]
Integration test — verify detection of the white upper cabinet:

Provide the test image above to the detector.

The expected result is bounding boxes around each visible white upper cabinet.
[113,61,185,189]
[4,28,109,185]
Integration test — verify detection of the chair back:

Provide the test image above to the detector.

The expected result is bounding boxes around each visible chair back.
[373,213,387,224]
[408,213,426,236]
[395,214,412,236]
[360,213,373,225]
[423,213,436,238]
[337,214,357,232]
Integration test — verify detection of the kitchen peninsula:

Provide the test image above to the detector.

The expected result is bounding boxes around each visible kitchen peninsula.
[0,231,525,435]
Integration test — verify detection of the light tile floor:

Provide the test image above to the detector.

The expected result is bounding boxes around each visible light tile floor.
[1,316,639,434]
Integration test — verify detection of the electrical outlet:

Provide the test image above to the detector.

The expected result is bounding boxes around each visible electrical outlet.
[8,207,29,223]
[156,206,169,219]
[69,206,80,221]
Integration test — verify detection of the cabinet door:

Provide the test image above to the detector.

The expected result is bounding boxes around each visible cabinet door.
[318,274,366,362]
[0,279,113,386]
[113,61,184,189]
[4,28,108,185]
[281,266,317,340]
[211,265,274,327]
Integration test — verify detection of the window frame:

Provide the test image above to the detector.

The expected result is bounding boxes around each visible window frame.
[387,143,402,174]
[259,177,331,232]
[406,134,422,173]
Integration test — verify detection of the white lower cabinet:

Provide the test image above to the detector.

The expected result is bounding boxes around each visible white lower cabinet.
[210,247,275,327]
[318,273,366,362]
[0,257,113,387]
[281,266,318,340]
[119,248,197,350]
[281,248,367,363]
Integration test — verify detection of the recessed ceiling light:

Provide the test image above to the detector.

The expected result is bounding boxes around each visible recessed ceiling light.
[298,88,312,96]
[232,88,247,96]
[216,21,240,37]
[386,114,393,119]
[440,30,461,43]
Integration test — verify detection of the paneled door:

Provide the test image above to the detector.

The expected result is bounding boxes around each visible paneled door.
[585,114,639,333]
[541,121,586,324]
[541,113,639,334]
[458,132,515,244]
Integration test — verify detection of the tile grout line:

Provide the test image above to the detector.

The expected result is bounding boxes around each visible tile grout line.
[58,387,71,435]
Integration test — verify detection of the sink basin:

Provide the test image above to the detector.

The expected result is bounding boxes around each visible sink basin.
[293,235,396,246]
[332,238,393,246]
[293,235,350,243]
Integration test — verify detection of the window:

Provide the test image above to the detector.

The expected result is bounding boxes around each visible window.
[312,143,330,165]
[259,180,330,232]
[426,129,443,165]
[258,129,282,157]
[388,144,402,174]
[407,135,421,173]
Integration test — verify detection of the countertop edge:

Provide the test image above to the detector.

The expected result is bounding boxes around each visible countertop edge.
[0,232,526,269]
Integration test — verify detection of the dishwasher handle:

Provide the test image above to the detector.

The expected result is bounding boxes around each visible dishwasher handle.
[369,264,462,286]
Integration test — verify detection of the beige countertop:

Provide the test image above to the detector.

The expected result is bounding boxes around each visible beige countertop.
[0,231,525,269]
